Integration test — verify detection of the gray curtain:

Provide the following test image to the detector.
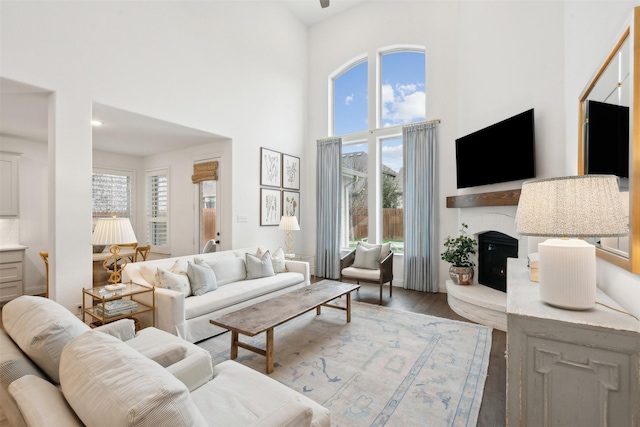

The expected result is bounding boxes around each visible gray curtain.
[316,137,342,279]
[402,121,438,292]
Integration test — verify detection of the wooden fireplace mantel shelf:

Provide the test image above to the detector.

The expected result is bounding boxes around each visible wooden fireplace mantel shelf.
[446,189,521,208]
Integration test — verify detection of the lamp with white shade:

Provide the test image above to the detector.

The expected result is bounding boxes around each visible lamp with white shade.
[279,215,300,257]
[515,175,628,310]
[91,217,137,285]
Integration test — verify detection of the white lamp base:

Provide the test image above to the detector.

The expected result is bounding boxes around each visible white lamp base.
[538,238,596,310]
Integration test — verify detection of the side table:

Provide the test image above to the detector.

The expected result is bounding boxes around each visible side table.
[83,282,155,329]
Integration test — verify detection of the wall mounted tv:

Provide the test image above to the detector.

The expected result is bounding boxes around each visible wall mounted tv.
[585,100,629,178]
[455,109,536,189]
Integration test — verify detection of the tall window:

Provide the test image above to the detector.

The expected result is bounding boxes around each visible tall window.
[334,48,425,252]
[92,168,133,222]
[146,168,169,254]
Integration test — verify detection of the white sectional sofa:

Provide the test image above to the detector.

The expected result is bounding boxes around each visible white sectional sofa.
[0,295,331,427]
[122,247,310,343]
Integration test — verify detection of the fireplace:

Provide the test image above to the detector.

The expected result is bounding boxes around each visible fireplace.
[478,231,518,292]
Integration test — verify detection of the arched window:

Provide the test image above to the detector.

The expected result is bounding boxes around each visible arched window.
[332,47,426,252]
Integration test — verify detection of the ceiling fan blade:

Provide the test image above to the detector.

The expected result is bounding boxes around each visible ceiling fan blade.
[320,0,330,8]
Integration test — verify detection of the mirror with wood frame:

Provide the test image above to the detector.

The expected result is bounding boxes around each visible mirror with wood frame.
[578,7,640,273]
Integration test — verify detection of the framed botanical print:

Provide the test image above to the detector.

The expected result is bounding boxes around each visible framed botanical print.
[260,188,281,226]
[260,147,281,187]
[282,154,300,190]
[283,190,300,224]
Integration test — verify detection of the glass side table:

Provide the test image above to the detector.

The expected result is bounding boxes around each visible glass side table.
[82,282,155,329]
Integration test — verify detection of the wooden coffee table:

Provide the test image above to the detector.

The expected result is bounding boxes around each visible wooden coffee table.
[209,280,360,373]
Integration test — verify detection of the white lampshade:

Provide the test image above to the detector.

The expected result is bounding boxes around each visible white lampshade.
[515,175,628,310]
[91,218,137,246]
[278,216,300,231]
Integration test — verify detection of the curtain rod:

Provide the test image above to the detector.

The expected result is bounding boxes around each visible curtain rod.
[368,118,441,134]
[331,119,441,139]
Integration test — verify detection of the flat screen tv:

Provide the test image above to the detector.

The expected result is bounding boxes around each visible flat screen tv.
[455,109,536,189]
[585,100,629,178]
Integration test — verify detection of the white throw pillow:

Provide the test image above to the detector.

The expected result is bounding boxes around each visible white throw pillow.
[246,251,275,280]
[156,259,191,297]
[359,241,392,262]
[352,243,381,270]
[187,259,217,296]
[256,247,287,273]
[60,331,205,427]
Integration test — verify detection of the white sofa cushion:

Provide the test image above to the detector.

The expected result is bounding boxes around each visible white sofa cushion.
[2,295,90,384]
[8,375,83,427]
[246,251,275,279]
[192,360,329,427]
[184,272,303,320]
[197,256,247,286]
[60,330,206,427]
[187,259,217,296]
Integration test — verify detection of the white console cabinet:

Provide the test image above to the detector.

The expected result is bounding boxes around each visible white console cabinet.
[506,258,640,426]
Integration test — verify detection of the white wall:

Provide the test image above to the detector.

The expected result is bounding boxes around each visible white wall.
[307,1,567,289]
[1,1,308,311]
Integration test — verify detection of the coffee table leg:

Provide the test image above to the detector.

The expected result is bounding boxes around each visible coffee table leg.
[266,328,274,374]
[230,331,239,360]
[316,306,321,315]
[346,292,352,323]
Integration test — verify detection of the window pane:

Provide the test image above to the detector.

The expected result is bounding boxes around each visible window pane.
[381,137,403,252]
[146,170,169,252]
[92,172,131,219]
[341,143,368,248]
[381,51,425,127]
[334,61,368,135]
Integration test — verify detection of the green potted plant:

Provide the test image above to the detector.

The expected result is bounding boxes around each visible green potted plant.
[441,223,477,285]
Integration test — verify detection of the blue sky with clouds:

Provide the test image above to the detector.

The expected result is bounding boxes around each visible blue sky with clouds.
[337,51,425,173]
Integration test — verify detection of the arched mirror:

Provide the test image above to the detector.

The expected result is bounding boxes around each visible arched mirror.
[579,7,640,273]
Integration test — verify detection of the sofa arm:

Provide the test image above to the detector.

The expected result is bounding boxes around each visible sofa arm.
[249,397,313,427]
[94,319,136,341]
[284,260,310,285]
[166,351,213,392]
[8,375,83,427]
[154,287,187,337]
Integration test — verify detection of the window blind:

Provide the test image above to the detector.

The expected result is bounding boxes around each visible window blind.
[146,170,169,252]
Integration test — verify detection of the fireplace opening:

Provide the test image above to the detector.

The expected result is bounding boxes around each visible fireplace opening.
[478,231,518,292]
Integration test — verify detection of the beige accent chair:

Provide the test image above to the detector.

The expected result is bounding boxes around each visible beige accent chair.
[340,242,393,305]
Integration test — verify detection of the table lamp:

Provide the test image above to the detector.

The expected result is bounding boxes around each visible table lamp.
[91,217,137,285]
[279,215,300,256]
[515,175,627,310]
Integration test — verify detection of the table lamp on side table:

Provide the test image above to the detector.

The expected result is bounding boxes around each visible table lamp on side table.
[279,215,300,257]
[515,175,628,310]
[91,217,138,286]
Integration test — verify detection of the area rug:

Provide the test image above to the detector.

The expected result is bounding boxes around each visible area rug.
[198,301,492,427]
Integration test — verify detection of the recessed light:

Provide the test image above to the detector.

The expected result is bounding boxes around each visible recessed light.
[91,120,103,126]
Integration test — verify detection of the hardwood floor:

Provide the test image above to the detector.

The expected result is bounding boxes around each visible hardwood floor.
[338,280,507,427]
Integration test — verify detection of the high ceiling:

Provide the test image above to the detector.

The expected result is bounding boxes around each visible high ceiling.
[0,1,367,155]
